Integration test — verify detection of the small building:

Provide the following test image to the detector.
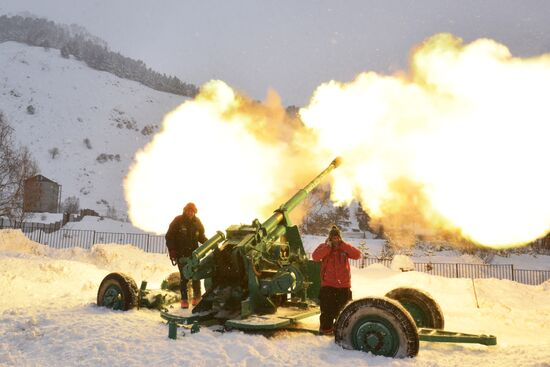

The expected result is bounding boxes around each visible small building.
[23,175,61,213]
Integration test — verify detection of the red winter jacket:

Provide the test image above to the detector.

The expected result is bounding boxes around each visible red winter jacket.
[312,240,361,288]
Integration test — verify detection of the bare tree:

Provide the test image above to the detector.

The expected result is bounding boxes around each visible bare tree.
[83,138,92,149]
[62,196,80,214]
[0,113,39,221]
[105,205,118,220]
[48,147,60,159]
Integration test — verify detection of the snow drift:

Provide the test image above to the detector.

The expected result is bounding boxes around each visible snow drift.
[1,229,549,366]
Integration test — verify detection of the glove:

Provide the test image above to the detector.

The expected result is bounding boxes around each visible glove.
[326,237,339,249]
[323,240,332,250]
[168,249,179,263]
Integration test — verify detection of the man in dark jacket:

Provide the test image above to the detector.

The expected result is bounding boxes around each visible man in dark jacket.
[165,202,207,309]
[312,225,361,335]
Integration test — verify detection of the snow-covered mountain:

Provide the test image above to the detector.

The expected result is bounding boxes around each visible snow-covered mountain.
[0,41,186,217]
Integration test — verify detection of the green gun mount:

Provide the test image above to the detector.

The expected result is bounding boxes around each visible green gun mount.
[96,155,497,357]
[179,157,342,320]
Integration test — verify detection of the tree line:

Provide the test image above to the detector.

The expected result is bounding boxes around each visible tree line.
[0,15,198,97]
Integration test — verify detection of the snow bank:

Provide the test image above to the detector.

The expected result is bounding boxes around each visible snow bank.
[390,255,415,271]
[1,229,550,366]
[0,229,49,256]
[0,230,174,311]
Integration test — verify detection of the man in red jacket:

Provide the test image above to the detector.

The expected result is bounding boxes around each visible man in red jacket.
[312,225,361,335]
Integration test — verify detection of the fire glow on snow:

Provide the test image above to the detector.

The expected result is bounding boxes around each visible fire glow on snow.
[125,33,550,249]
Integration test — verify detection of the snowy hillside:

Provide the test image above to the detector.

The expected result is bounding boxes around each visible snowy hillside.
[0,41,185,216]
[1,230,549,366]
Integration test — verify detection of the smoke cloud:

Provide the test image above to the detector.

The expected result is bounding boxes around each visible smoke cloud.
[126,33,550,249]
[300,33,550,248]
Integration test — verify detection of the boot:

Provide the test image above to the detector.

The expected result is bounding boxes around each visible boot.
[180,299,189,309]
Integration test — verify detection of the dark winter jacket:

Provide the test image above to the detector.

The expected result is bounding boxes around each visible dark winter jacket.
[165,215,207,259]
[312,240,361,288]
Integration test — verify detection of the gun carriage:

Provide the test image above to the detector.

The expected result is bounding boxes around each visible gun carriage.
[97,157,496,358]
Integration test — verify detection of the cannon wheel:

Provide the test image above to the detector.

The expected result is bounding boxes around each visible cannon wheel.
[335,297,419,358]
[385,287,444,329]
[97,272,139,311]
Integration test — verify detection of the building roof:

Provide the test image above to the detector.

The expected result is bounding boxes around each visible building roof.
[25,175,59,185]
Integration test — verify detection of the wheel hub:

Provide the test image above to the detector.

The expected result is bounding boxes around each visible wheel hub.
[352,317,399,356]
[366,333,382,348]
[103,285,123,310]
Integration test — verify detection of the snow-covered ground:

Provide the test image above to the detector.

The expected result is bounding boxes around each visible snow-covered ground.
[1,229,549,366]
[62,216,151,234]
[17,213,64,225]
[302,235,550,270]
[0,41,185,215]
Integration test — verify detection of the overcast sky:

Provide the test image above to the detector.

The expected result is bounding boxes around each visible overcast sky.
[2,0,549,105]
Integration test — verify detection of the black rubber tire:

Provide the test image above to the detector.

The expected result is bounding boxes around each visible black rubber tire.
[335,297,419,358]
[385,287,444,329]
[97,272,139,311]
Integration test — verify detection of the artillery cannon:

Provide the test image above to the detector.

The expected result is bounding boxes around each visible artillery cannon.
[98,157,341,324]
[176,157,343,321]
[97,157,496,358]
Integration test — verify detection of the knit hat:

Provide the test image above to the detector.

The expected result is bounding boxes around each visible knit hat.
[329,225,341,239]
[183,202,197,214]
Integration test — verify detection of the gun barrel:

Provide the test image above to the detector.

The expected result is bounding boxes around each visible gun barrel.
[262,157,342,233]
[282,156,341,212]
[184,157,341,277]
[182,230,225,279]
[194,230,225,259]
